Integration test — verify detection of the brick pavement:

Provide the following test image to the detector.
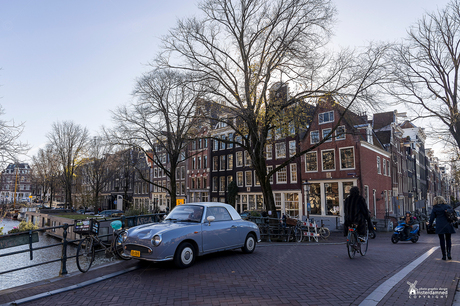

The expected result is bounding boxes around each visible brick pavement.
[0,231,458,306]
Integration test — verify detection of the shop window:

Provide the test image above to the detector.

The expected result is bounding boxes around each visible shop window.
[285,193,299,218]
[325,183,339,215]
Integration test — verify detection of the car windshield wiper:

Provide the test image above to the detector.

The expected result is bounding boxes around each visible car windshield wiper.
[180,219,200,223]
[165,218,178,222]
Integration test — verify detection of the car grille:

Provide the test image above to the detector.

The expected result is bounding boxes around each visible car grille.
[125,244,152,254]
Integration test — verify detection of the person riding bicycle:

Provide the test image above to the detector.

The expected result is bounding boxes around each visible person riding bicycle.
[344,186,374,240]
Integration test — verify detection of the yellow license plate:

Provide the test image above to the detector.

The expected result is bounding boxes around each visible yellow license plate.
[130,250,140,257]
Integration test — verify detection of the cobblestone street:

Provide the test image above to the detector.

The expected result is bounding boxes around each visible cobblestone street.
[1,232,459,306]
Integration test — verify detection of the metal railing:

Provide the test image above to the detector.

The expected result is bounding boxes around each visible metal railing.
[0,213,166,278]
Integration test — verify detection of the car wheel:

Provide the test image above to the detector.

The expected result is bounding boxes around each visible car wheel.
[174,242,196,269]
[242,233,256,254]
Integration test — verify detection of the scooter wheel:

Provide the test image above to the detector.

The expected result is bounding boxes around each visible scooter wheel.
[411,235,419,243]
[369,231,376,239]
[391,234,399,244]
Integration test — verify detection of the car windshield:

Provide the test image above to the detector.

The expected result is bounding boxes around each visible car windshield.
[165,205,204,223]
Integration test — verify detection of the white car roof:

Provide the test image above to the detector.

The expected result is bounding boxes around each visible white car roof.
[181,202,242,220]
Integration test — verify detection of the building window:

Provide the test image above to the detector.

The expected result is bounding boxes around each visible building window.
[213,156,219,171]
[336,125,346,140]
[212,177,218,192]
[289,122,295,135]
[387,160,390,177]
[290,164,297,183]
[289,140,296,157]
[203,177,207,188]
[237,172,243,187]
[236,151,243,167]
[227,175,233,186]
[322,128,332,142]
[254,173,260,186]
[310,131,319,144]
[220,155,226,170]
[203,156,208,169]
[383,159,387,175]
[267,166,273,184]
[305,152,318,172]
[213,139,219,151]
[192,157,196,170]
[340,147,355,170]
[227,154,233,170]
[275,142,286,159]
[191,178,195,189]
[228,133,233,148]
[244,151,251,166]
[266,144,273,160]
[221,135,226,150]
[235,136,242,147]
[319,111,334,124]
[377,156,381,174]
[245,171,253,186]
[322,149,335,171]
[276,166,287,183]
[220,177,225,192]
[198,156,202,169]
[197,177,201,189]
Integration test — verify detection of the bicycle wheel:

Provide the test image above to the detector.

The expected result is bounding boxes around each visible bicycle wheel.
[294,226,303,242]
[114,231,131,260]
[347,231,357,259]
[77,237,95,273]
[319,227,330,239]
[360,229,369,256]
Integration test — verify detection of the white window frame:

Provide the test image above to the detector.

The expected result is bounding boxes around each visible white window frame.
[236,172,243,187]
[377,156,381,174]
[266,144,273,160]
[227,154,233,170]
[310,131,319,144]
[339,147,355,170]
[322,128,332,142]
[236,151,243,167]
[305,151,318,172]
[336,125,346,140]
[245,171,253,187]
[289,140,296,157]
[319,111,334,124]
[321,149,336,171]
[267,166,273,184]
[290,163,297,183]
[275,142,286,159]
[276,166,287,184]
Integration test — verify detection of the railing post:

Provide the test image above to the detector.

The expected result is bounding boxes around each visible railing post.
[29,230,34,260]
[60,223,68,276]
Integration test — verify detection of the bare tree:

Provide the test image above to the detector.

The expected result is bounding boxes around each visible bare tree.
[0,105,29,167]
[108,69,203,207]
[47,121,89,209]
[31,145,60,204]
[78,136,118,211]
[158,0,389,212]
[385,0,460,152]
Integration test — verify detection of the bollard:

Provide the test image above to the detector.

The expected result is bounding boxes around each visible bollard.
[29,230,34,260]
[60,223,68,275]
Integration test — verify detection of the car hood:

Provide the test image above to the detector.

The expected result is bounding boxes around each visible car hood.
[127,221,198,239]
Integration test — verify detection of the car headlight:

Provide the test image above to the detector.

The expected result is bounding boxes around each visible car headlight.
[151,234,162,247]
[120,231,128,242]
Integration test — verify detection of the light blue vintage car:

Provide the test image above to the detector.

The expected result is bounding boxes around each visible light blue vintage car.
[120,202,261,268]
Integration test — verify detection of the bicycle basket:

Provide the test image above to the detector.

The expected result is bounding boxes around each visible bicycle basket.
[74,219,99,235]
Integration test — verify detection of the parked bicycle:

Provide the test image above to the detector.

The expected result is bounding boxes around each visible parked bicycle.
[346,223,369,259]
[75,219,130,273]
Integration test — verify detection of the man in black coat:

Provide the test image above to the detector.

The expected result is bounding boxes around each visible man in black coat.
[344,186,373,239]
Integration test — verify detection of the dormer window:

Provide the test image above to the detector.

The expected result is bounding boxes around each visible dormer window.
[319,111,334,124]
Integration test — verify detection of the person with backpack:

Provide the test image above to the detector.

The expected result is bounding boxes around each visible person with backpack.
[428,196,456,260]
[344,186,374,241]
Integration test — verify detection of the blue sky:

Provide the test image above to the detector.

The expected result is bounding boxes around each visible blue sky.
[0,0,452,162]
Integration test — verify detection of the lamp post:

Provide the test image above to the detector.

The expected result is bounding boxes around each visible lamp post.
[303,181,311,220]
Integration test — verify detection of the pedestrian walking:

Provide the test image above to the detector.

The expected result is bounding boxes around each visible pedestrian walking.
[428,196,456,260]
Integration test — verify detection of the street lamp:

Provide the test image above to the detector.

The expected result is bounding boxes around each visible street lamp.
[303,181,311,220]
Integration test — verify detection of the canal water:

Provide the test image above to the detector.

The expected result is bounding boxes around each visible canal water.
[0,218,115,291]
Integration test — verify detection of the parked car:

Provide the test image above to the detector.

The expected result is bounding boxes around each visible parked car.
[95,210,124,217]
[120,202,260,268]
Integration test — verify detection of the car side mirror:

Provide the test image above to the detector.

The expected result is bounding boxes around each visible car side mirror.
[207,216,215,225]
